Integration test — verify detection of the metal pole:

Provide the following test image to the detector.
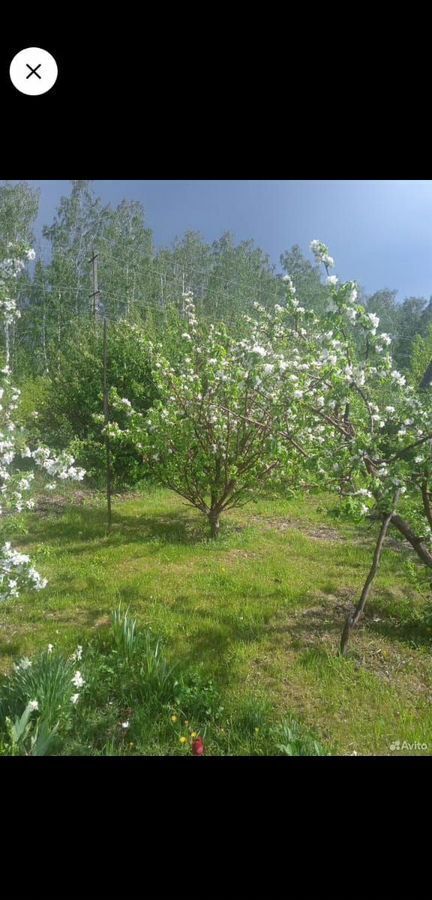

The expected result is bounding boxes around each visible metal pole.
[89,251,101,321]
[103,317,112,532]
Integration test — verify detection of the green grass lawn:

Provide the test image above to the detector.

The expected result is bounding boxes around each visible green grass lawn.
[1,486,432,755]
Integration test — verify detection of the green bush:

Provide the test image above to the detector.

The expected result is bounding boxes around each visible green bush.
[19,320,158,489]
[173,669,225,723]
[269,718,328,756]
[0,648,81,730]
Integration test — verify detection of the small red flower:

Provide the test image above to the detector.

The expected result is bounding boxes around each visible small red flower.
[192,737,205,756]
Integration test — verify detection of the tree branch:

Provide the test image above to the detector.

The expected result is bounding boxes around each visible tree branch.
[217,405,310,458]
[390,513,432,568]
[340,490,400,655]
[421,481,432,530]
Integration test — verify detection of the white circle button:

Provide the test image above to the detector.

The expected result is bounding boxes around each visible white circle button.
[10,47,58,96]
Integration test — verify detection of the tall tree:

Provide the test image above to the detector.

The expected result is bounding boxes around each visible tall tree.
[0,181,39,369]
[42,180,109,319]
[393,296,427,369]
[155,231,212,315]
[207,232,278,321]
[96,199,154,320]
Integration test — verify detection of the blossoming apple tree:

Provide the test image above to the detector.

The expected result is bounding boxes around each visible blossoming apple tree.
[270,241,432,652]
[107,290,313,538]
[104,239,432,654]
[0,242,85,603]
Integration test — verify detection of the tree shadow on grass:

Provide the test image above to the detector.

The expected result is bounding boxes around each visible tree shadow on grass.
[165,622,262,685]
[364,589,432,650]
[0,607,114,666]
[268,602,345,650]
[366,616,432,650]
[0,639,25,662]
[19,505,211,555]
[267,587,432,657]
[51,578,274,685]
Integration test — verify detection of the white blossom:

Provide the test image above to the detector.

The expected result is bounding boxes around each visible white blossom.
[15,656,32,671]
[71,671,85,689]
[282,275,296,292]
[367,313,380,330]
[391,370,406,387]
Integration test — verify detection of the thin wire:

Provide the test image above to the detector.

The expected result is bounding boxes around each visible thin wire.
[15,283,278,329]
[27,241,284,299]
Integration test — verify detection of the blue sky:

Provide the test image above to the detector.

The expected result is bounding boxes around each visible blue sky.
[25,180,432,301]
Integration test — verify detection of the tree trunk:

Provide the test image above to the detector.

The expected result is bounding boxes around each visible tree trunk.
[208,511,220,539]
[391,514,432,568]
[421,481,432,530]
[340,502,397,656]
[420,359,432,390]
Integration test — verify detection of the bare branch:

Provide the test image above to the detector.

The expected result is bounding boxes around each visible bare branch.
[391,513,432,568]
[340,490,400,655]
[217,405,310,459]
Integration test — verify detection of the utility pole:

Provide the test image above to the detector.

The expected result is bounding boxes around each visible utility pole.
[57,292,62,375]
[160,273,164,310]
[103,317,113,532]
[89,250,101,321]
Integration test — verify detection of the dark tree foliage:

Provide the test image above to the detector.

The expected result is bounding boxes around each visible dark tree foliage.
[22,321,158,488]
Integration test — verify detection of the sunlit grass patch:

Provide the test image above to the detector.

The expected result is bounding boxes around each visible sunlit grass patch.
[1,487,431,754]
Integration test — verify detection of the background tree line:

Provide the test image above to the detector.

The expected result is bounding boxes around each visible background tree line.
[5,178,431,377]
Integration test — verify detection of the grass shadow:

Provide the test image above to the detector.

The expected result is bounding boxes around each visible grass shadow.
[19,505,211,554]
[0,639,25,661]
[367,617,432,650]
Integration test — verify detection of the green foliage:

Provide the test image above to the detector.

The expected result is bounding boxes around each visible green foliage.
[6,179,432,388]
[23,320,158,487]
[0,181,39,253]
[270,718,328,756]
[5,702,35,750]
[173,669,225,723]
[84,612,178,713]
[0,602,332,755]
[0,648,79,730]
[14,375,50,436]
[111,604,137,660]
[411,322,432,387]
[0,180,39,364]
[134,631,177,704]
[120,293,303,535]
[393,296,428,370]
[2,704,59,756]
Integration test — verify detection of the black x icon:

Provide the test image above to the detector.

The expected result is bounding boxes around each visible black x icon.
[26,63,42,79]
